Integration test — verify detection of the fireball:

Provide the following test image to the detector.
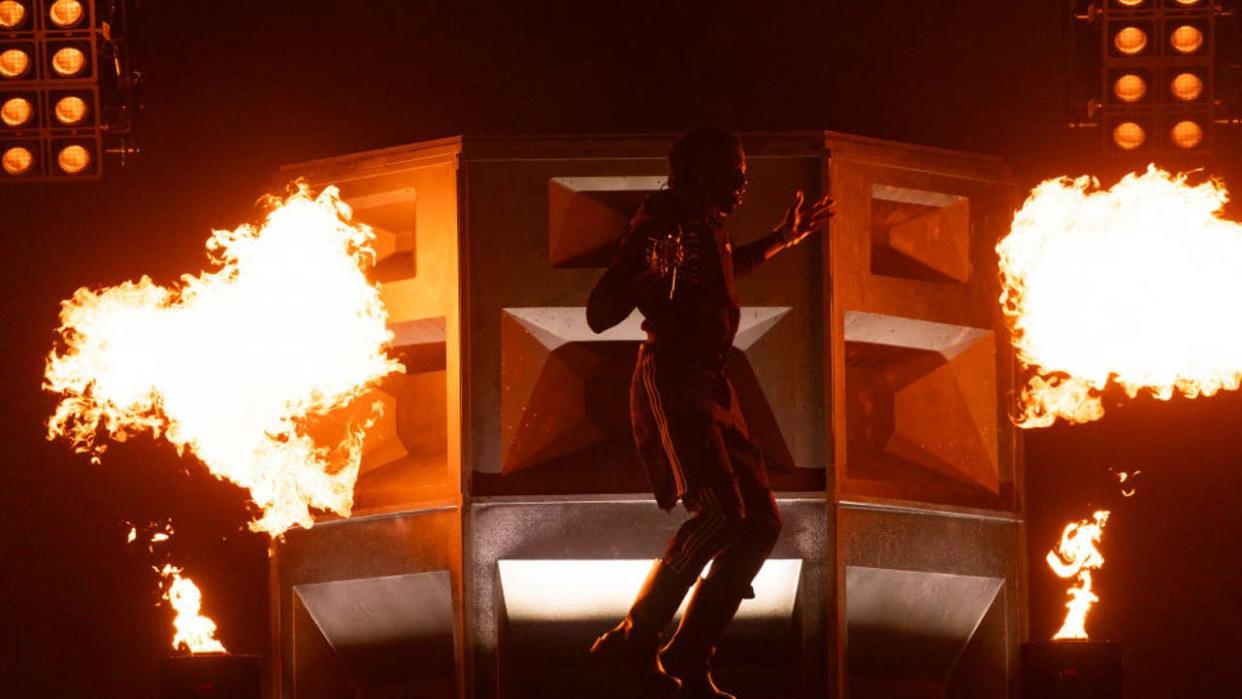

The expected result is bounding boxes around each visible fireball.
[998,166,1242,427]
[44,183,402,536]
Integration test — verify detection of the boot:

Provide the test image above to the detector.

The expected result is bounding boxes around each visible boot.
[589,560,690,698]
[659,576,748,699]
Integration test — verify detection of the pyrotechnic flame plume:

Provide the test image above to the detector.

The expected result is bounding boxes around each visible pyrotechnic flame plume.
[1047,510,1110,640]
[159,564,226,654]
[43,184,402,536]
[998,166,1242,427]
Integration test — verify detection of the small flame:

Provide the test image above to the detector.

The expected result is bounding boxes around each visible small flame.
[158,564,226,654]
[44,184,402,536]
[998,167,1242,427]
[126,526,137,544]
[1046,510,1110,640]
[1116,469,1141,498]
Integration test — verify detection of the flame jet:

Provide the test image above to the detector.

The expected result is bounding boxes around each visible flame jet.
[159,564,227,654]
[1047,510,1111,640]
[998,166,1242,427]
[44,184,403,536]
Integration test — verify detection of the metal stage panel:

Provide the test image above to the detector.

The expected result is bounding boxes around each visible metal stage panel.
[463,133,829,497]
[841,503,1023,699]
[270,133,1025,699]
[470,494,829,699]
[825,132,1023,698]
[271,506,464,698]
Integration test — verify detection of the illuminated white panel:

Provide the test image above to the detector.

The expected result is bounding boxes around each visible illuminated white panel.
[498,558,802,623]
[503,306,791,348]
[550,175,667,193]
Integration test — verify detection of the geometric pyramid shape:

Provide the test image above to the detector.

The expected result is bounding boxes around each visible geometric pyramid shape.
[349,186,418,283]
[389,316,447,373]
[500,307,792,475]
[347,315,447,474]
[844,311,999,496]
[846,566,1005,693]
[309,316,449,510]
[548,176,667,268]
[870,184,971,284]
[293,571,456,689]
[348,365,451,511]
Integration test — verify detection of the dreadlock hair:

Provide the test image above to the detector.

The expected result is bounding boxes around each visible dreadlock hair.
[667,127,742,193]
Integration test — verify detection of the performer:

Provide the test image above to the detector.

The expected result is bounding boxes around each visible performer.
[586,128,833,699]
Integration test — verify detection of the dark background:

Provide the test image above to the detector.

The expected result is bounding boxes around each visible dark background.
[3,2,1241,697]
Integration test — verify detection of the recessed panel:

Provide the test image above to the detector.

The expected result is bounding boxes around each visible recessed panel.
[497,307,798,483]
[846,565,1005,698]
[844,311,1000,506]
[472,494,829,699]
[306,317,450,513]
[294,571,455,688]
[498,558,801,625]
[351,187,418,283]
[871,184,971,283]
[548,176,667,268]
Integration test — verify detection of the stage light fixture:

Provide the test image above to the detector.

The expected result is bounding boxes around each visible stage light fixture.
[1113,121,1146,149]
[1170,25,1204,54]
[1171,72,1204,101]
[0,1,26,29]
[48,0,84,28]
[2,144,32,174]
[1,95,31,127]
[1114,26,1149,54]
[1170,120,1204,148]
[56,143,88,173]
[0,48,31,79]
[0,1,124,183]
[50,46,86,77]
[1114,73,1147,102]
[54,95,86,124]
[1075,0,1226,157]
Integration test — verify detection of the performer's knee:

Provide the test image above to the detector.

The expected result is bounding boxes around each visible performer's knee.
[748,508,782,550]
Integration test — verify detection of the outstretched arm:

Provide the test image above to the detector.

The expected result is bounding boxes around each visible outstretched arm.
[586,228,661,333]
[734,190,834,277]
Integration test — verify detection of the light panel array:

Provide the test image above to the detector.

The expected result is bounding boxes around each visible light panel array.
[1101,0,1218,154]
[0,0,101,181]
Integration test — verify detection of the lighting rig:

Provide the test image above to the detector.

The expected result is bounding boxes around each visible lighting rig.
[0,0,137,182]
[1068,0,1241,157]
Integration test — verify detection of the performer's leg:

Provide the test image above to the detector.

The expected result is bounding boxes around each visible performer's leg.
[661,430,782,699]
[590,481,743,696]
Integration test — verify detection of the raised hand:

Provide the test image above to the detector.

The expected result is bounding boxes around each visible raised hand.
[776,190,835,248]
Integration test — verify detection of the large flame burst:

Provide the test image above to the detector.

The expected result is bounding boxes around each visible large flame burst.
[998,166,1242,427]
[1046,510,1110,640]
[44,184,402,536]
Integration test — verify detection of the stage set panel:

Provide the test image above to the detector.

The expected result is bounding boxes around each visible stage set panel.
[824,133,1024,699]
[269,132,1023,699]
[271,140,466,698]
[470,494,829,699]
[462,133,828,498]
